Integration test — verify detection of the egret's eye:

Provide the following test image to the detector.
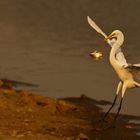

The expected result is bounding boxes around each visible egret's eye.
[112,33,116,36]
[111,33,116,38]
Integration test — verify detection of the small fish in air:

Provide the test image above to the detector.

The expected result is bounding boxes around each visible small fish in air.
[90,50,103,60]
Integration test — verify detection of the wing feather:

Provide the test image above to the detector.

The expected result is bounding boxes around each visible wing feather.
[125,64,140,80]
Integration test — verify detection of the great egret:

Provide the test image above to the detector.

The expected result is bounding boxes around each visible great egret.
[87,16,140,123]
[104,30,140,122]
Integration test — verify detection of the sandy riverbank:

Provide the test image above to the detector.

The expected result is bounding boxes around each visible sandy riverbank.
[0,84,139,140]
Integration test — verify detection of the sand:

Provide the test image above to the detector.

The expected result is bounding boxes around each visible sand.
[0,84,139,140]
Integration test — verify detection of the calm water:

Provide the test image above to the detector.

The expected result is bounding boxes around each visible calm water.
[0,0,140,116]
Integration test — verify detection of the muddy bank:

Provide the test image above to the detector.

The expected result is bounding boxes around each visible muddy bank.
[0,86,139,140]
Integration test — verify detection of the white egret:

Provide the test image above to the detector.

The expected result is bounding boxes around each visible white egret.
[104,30,140,123]
[87,16,140,123]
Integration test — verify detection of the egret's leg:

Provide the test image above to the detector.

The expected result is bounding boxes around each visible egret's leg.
[113,97,123,125]
[103,81,122,120]
[113,83,126,125]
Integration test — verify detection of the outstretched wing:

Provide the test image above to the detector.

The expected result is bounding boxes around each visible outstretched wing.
[87,16,128,66]
[125,64,140,80]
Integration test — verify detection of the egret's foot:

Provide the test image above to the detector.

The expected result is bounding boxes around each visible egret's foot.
[101,115,112,123]
[100,118,108,124]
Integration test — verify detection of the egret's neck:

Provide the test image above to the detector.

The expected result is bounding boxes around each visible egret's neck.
[109,34,124,65]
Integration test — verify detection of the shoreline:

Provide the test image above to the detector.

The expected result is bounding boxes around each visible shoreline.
[0,86,139,139]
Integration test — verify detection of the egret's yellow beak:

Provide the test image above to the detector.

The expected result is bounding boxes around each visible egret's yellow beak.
[104,33,115,41]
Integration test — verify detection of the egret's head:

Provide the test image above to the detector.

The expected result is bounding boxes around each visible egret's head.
[105,30,124,41]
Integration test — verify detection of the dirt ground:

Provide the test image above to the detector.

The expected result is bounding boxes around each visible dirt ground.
[0,83,139,140]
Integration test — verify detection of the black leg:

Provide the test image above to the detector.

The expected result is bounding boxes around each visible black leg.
[103,94,118,121]
[113,97,123,125]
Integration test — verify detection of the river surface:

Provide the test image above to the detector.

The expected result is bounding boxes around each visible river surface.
[0,0,140,116]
